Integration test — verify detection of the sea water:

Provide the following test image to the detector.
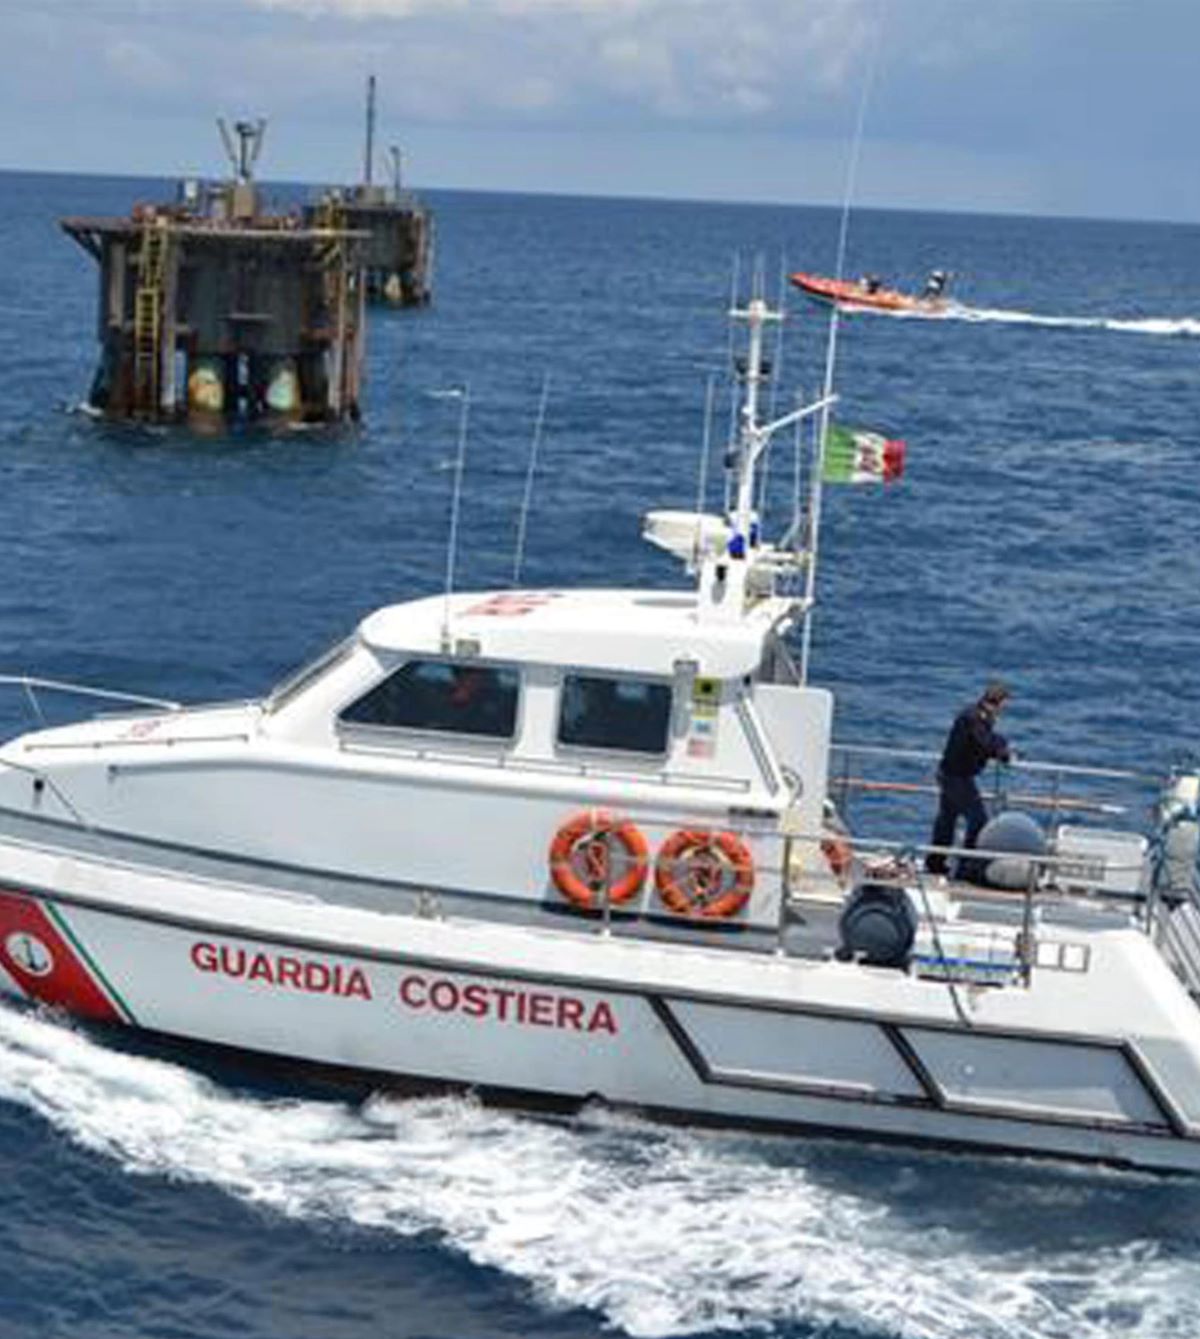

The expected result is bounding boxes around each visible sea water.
[0,170,1199,1338]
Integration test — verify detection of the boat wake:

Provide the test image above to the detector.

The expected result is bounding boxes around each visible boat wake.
[868,303,1200,338]
[3,1003,1200,1339]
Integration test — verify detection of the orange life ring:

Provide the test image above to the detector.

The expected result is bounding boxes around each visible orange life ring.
[549,809,649,910]
[655,828,754,919]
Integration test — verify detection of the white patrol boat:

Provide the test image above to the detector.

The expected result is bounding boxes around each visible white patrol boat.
[1,295,1199,1174]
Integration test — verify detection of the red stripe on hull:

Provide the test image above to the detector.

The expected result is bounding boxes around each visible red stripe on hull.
[0,888,123,1022]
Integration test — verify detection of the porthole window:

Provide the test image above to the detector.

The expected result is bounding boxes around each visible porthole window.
[558,674,671,756]
[340,661,519,740]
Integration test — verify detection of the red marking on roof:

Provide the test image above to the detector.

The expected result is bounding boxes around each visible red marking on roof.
[465,592,562,618]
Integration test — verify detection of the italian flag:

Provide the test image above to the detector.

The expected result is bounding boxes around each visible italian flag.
[823,425,906,485]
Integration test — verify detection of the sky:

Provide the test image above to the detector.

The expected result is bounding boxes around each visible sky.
[2,0,1198,222]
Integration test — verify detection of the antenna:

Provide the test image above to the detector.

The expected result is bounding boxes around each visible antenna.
[364,74,377,187]
[798,24,880,684]
[433,385,471,649]
[692,372,717,567]
[756,256,790,524]
[388,144,403,198]
[512,375,551,587]
[217,117,267,182]
[722,253,742,515]
[765,251,789,423]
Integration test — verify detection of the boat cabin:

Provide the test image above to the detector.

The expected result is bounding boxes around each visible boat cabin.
[0,583,834,938]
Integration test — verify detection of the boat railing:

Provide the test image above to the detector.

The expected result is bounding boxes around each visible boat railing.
[1153,901,1200,1000]
[827,739,1157,836]
[0,675,180,839]
[1143,796,1200,1000]
[566,805,1150,1005]
[0,674,181,731]
[777,826,1165,1010]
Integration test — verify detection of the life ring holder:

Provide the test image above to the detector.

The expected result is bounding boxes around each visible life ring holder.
[655,828,755,920]
[548,809,649,911]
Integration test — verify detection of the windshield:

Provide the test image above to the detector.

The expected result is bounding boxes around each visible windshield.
[265,634,358,713]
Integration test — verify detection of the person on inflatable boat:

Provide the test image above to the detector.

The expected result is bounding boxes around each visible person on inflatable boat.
[922,269,950,299]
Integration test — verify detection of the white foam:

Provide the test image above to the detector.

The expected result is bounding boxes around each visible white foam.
[3,1002,1200,1338]
[857,302,1200,338]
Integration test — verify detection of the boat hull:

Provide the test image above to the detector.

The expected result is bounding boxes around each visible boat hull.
[789,272,946,314]
[4,877,1200,1174]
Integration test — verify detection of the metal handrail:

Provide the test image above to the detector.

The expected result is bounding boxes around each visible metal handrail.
[23,732,253,754]
[0,674,181,726]
[829,774,1128,818]
[831,739,1161,786]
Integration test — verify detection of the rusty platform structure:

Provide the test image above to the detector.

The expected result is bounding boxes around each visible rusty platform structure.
[304,77,433,308]
[61,121,368,426]
[314,180,433,307]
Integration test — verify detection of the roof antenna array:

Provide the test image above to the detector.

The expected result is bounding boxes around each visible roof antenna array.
[217,117,267,182]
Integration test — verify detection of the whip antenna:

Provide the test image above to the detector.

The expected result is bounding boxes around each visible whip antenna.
[757,252,791,521]
[512,374,551,587]
[433,385,471,649]
[692,372,718,567]
[799,21,882,683]
[722,254,743,515]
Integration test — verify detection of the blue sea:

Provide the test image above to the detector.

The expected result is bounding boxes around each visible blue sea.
[1,169,1199,1338]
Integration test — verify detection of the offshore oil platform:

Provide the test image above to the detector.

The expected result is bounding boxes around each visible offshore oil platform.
[306,76,434,307]
[61,120,368,426]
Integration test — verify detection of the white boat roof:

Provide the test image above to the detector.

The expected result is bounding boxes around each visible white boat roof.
[359,587,791,679]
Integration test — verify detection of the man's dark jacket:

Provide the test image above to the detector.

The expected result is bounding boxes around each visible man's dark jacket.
[939,702,1010,779]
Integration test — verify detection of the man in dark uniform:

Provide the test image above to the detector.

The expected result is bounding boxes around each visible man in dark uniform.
[925,681,1013,876]
[923,268,950,299]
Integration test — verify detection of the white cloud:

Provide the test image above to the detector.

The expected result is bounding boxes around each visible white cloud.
[242,0,876,126]
[8,0,1198,219]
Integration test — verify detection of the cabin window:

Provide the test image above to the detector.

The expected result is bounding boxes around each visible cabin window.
[340,660,519,740]
[558,674,671,756]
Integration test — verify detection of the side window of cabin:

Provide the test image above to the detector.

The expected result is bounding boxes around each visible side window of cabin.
[340,661,519,740]
[558,674,671,756]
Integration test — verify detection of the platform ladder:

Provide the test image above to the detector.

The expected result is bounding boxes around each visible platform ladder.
[132,220,169,417]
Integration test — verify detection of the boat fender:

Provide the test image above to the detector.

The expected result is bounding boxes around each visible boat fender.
[976,811,1046,890]
[548,809,649,910]
[837,883,917,968]
[655,829,754,919]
